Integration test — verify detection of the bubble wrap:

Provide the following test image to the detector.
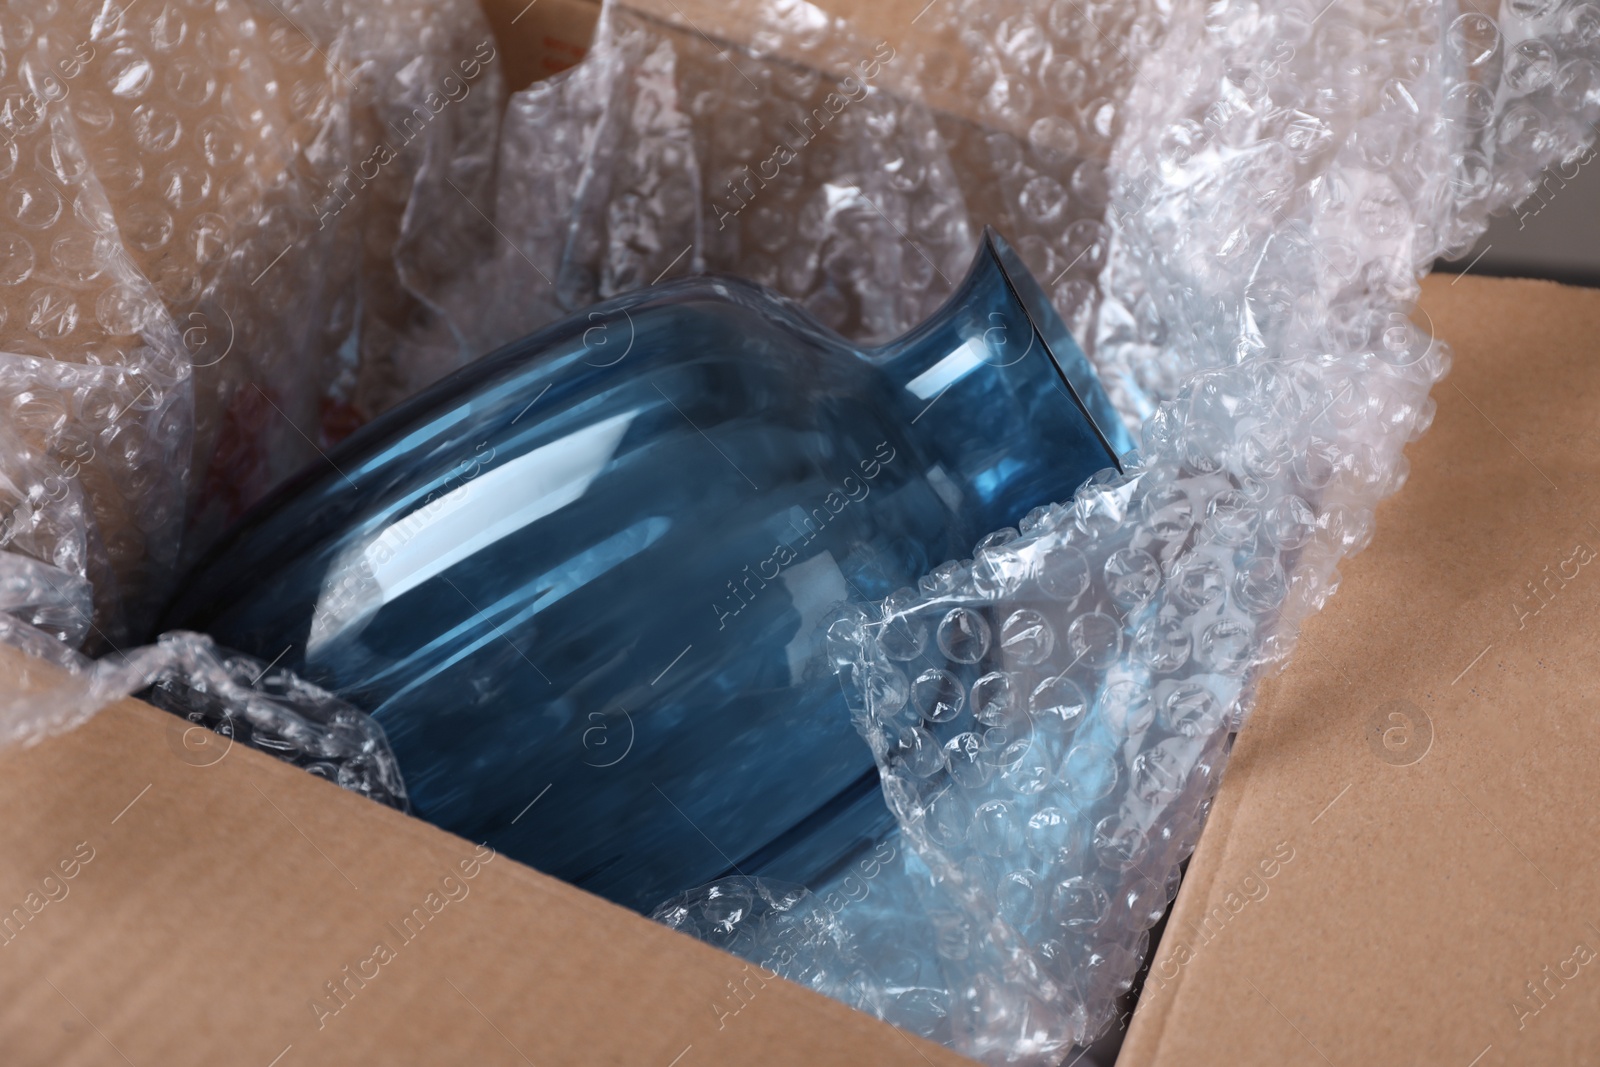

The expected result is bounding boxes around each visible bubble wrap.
[139,631,408,810]
[418,0,979,359]
[0,0,502,727]
[653,876,890,1019]
[0,604,405,806]
[631,0,1600,1062]
[425,0,1169,376]
[0,0,502,643]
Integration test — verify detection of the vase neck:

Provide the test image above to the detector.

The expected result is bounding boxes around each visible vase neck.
[870,229,1132,532]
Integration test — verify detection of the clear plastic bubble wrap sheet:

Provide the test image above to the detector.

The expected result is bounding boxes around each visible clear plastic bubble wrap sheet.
[423,0,974,356]
[623,0,1599,1062]
[423,0,1162,370]
[0,611,407,805]
[0,0,503,736]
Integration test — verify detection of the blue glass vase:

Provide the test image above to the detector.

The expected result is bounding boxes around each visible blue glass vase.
[162,229,1132,912]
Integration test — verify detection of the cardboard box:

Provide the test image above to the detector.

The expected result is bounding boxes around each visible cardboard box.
[1121,273,1600,1067]
[3,0,1598,1063]
[4,276,1595,1067]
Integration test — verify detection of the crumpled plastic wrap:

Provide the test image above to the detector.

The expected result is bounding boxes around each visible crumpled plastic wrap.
[653,876,892,1020]
[139,632,408,810]
[419,0,978,358]
[0,609,405,805]
[426,0,1167,396]
[0,0,503,723]
[623,0,1600,1063]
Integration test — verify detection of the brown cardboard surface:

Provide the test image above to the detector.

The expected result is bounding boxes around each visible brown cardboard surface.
[0,650,968,1067]
[1121,273,1600,1066]
[483,0,599,90]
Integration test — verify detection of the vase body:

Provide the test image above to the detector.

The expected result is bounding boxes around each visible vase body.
[163,229,1131,912]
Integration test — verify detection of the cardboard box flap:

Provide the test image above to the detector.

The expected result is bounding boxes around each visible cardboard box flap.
[1122,274,1600,1066]
[0,670,968,1066]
